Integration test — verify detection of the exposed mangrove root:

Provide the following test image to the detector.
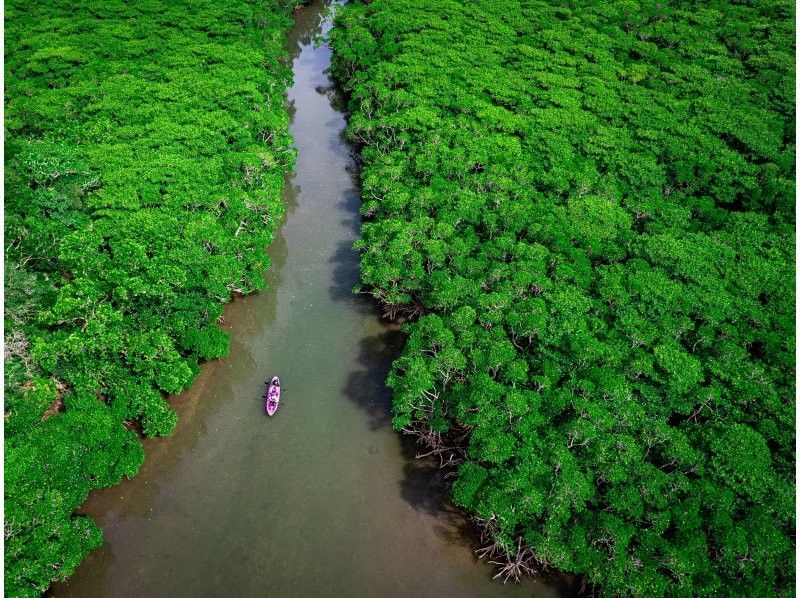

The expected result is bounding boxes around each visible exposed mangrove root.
[401,420,469,469]
[488,537,538,584]
[402,418,552,584]
[380,297,425,321]
[471,521,553,585]
[403,414,564,586]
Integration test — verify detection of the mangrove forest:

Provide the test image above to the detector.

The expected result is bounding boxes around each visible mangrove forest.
[4,0,797,596]
[331,0,795,595]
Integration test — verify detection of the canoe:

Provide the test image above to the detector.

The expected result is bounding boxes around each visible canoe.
[265,376,280,416]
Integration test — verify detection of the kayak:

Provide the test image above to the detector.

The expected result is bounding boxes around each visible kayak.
[265,376,280,416]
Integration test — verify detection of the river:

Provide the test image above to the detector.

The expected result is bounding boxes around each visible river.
[52,2,570,596]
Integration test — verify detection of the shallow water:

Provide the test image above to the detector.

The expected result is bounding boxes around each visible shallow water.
[52,3,572,596]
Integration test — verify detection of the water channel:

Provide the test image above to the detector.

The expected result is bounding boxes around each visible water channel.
[53,3,570,596]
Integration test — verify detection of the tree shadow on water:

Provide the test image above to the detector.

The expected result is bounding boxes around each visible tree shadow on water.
[341,327,481,557]
[399,443,480,549]
[315,83,347,113]
[343,327,405,431]
[328,238,374,313]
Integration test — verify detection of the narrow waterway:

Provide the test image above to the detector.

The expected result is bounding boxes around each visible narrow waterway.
[53,3,570,596]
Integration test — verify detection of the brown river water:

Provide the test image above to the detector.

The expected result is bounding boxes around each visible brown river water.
[52,2,572,596]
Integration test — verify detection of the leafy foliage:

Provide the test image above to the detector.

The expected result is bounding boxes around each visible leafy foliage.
[331,0,795,594]
[4,1,300,594]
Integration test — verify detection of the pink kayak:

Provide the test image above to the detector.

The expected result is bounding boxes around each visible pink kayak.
[265,376,280,416]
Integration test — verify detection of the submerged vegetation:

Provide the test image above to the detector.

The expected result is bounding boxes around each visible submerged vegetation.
[4,0,301,594]
[331,0,795,594]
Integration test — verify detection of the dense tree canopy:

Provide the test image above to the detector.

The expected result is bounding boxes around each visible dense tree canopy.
[4,1,301,594]
[331,0,795,594]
